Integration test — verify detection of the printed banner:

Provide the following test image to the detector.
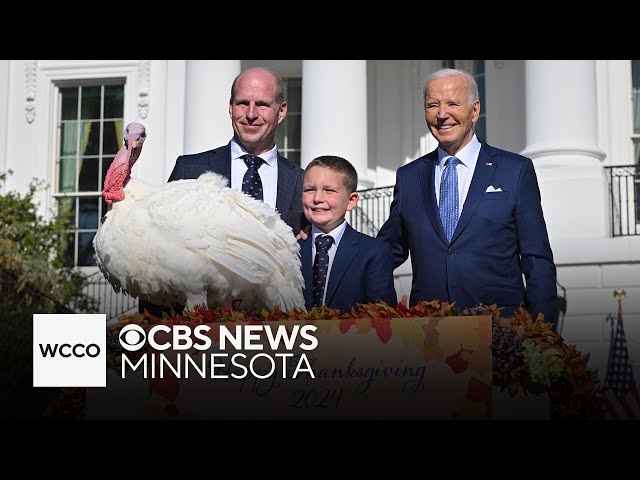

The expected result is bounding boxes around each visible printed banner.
[87,316,493,419]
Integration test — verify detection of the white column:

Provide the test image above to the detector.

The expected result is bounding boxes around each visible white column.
[522,60,605,163]
[183,60,240,154]
[521,60,607,240]
[301,60,372,188]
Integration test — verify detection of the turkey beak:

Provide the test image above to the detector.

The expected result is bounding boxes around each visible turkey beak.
[128,136,142,166]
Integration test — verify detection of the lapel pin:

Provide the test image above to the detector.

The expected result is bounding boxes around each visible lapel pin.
[486,162,492,166]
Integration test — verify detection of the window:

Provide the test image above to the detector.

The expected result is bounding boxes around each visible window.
[443,60,486,142]
[275,78,301,165]
[55,82,125,267]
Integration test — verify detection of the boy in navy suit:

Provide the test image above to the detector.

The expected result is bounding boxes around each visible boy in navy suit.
[299,156,397,313]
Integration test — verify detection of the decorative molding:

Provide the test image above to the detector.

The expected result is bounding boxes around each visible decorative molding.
[39,60,138,72]
[25,61,37,123]
[137,60,150,119]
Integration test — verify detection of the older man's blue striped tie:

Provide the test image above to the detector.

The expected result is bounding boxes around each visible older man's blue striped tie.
[439,156,460,242]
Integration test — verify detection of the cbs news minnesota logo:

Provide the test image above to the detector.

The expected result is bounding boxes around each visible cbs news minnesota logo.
[33,314,106,387]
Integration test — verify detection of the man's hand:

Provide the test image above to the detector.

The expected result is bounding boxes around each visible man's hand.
[295,225,311,241]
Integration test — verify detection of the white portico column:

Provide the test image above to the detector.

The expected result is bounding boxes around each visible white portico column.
[184,60,240,155]
[301,60,372,188]
[521,60,606,239]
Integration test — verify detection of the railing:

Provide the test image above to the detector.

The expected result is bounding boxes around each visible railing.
[605,165,640,236]
[348,186,395,237]
[1,267,137,320]
[83,271,138,321]
[74,186,395,320]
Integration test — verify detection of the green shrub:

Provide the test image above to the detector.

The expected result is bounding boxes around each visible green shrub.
[0,171,96,418]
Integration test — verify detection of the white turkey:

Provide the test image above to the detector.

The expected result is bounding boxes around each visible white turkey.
[93,122,305,311]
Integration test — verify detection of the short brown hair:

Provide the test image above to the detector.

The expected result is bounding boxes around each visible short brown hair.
[304,155,358,193]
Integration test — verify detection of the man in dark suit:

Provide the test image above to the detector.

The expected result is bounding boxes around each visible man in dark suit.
[299,156,397,313]
[377,68,558,325]
[140,66,308,316]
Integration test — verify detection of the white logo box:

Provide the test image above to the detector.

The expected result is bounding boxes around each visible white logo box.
[33,314,106,387]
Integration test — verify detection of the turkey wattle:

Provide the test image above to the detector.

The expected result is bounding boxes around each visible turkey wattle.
[93,122,305,311]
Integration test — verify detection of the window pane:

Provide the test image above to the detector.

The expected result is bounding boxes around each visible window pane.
[633,60,640,136]
[60,121,79,156]
[61,87,78,120]
[59,158,76,192]
[275,123,285,150]
[634,139,640,164]
[287,78,302,111]
[104,85,124,118]
[101,197,109,221]
[81,86,101,120]
[102,121,121,155]
[81,121,101,156]
[633,91,640,135]
[476,75,485,104]
[286,151,300,166]
[474,60,485,75]
[636,179,640,223]
[101,158,111,191]
[79,197,99,229]
[57,197,75,226]
[475,117,486,143]
[79,157,99,192]
[287,114,301,148]
[63,232,76,266]
[78,232,97,266]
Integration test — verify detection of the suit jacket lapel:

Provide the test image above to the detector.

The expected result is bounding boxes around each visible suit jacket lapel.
[209,143,232,185]
[450,143,497,243]
[325,224,359,305]
[419,151,449,245]
[300,237,313,309]
[276,153,295,217]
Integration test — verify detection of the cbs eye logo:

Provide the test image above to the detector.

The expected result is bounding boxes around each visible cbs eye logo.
[119,324,147,351]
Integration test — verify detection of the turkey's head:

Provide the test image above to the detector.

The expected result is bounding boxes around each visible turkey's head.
[102,122,147,204]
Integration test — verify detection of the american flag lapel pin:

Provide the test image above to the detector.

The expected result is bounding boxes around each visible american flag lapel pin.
[486,162,492,166]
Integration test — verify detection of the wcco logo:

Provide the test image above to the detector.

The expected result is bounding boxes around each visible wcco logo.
[39,343,101,358]
[33,314,106,387]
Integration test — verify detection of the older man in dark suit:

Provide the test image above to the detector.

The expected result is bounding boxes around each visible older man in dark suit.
[378,68,558,325]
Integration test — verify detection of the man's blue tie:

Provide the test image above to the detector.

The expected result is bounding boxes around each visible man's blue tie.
[439,156,460,242]
[313,235,335,307]
[242,154,264,201]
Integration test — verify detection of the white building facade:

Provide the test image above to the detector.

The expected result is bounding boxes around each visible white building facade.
[1,59,639,379]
